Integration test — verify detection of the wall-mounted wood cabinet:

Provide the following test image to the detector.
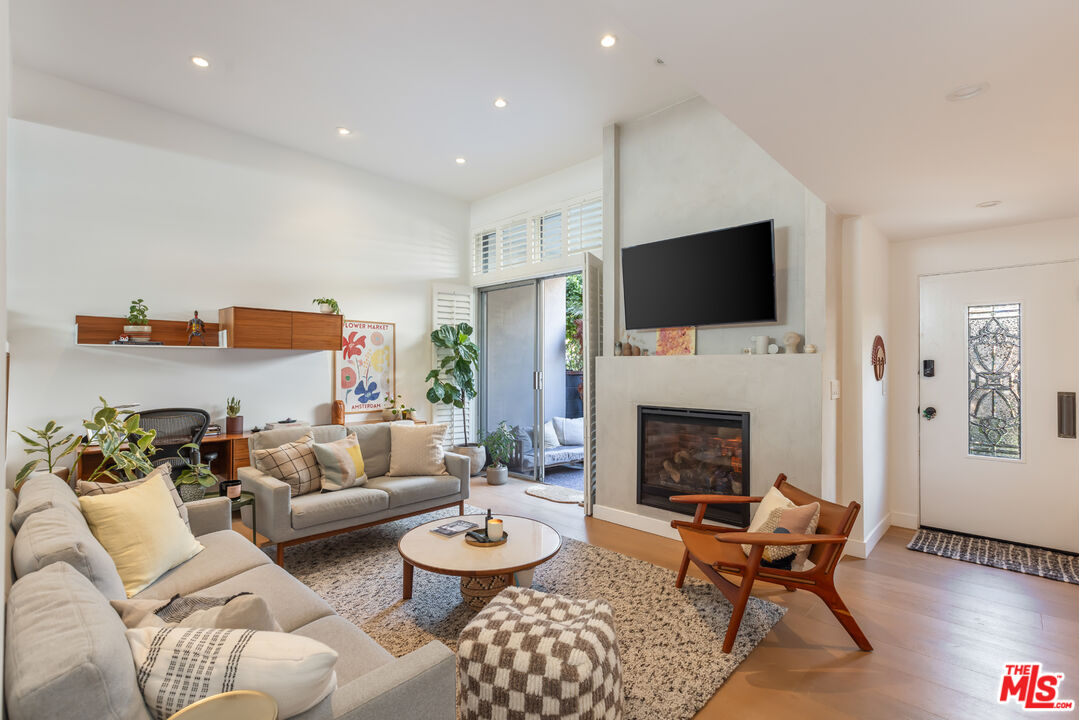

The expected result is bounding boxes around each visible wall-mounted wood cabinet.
[219,307,342,351]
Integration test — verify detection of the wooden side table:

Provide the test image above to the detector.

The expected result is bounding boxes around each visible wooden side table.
[230,491,257,544]
[167,690,277,719]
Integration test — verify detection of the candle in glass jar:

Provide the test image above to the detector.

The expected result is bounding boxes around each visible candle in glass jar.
[487,518,503,541]
[227,483,241,499]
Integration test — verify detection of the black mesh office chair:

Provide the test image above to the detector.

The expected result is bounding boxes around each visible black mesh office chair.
[134,408,217,479]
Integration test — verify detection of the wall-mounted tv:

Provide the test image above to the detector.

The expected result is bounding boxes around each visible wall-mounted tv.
[622,219,776,330]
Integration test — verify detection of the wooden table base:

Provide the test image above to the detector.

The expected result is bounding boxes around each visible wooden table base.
[460,574,512,611]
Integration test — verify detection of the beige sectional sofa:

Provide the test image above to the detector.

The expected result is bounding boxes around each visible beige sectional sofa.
[239,422,470,564]
[4,474,457,720]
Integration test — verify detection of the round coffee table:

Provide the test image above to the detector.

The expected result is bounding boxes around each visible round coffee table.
[398,514,562,610]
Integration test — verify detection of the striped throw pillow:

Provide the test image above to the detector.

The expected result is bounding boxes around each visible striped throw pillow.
[252,432,321,496]
[311,435,367,491]
[127,626,338,719]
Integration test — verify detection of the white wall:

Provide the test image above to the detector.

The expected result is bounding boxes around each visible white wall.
[888,216,1079,527]
[469,156,602,232]
[5,69,469,480]
[840,217,890,556]
[615,96,821,356]
[1,0,10,709]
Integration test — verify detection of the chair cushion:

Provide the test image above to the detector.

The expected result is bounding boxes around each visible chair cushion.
[293,615,394,685]
[387,423,449,476]
[290,487,389,530]
[364,475,461,509]
[13,506,127,601]
[311,435,368,491]
[741,486,820,569]
[5,562,152,720]
[11,473,81,532]
[347,422,392,477]
[76,464,189,527]
[79,474,204,597]
[253,432,322,496]
[127,626,337,720]
[562,417,585,446]
[542,420,559,448]
[185,563,335,631]
[133,530,270,600]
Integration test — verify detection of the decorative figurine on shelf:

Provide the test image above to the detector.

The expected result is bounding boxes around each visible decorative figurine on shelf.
[784,331,802,354]
[186,311,207,345]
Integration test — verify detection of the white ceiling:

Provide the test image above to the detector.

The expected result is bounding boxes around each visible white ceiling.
[602,0,1079,240]
[12,1,1079,240]
[11,0,691,202]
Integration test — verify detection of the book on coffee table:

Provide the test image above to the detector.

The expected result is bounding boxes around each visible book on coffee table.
[431,520,479,537]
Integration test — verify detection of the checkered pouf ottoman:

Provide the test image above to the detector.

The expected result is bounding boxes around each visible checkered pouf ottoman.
[457,586,623,720]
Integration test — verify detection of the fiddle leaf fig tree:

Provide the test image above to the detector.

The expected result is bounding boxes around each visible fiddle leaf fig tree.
[425,322,479,445]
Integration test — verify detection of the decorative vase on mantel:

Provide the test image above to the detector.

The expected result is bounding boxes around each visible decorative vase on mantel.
[318,303,335,314]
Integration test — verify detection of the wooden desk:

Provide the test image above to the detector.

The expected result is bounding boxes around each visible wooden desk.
[75,433,252,481]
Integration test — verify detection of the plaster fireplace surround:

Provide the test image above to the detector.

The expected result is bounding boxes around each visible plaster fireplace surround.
[595,354,824,540]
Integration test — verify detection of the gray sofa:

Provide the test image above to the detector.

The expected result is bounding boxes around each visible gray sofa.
[239,422,470,565]
[4,474,456,720]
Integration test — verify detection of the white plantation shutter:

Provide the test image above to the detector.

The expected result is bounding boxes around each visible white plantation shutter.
[431,285,475,446]
[582,252,602,515]
[533,212,563,262]
[473,231,495,275]
[498,221,529,270]
[566,197,603,254]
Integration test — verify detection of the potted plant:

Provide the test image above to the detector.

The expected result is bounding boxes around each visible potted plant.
[312,298,340,315]
[13,421,82,487]
[225,396,243,435]
[481,421,515,485]
[173,442,217,502]
[123,298,152,342]
[381,393,417,421]
[426,322,484,475]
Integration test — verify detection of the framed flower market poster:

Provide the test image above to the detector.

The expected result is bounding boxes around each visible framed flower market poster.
[334,320,395,416]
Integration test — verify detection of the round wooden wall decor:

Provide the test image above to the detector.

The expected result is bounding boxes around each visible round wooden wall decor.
[871,335,886,382]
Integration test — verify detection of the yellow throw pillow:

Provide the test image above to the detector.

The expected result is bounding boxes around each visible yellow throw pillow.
[311,435,367,491]
[79,473,204,597]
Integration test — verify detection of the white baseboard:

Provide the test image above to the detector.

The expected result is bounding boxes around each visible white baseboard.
[846,513,892,558]
[890,511,919,529]
[592,505,681,541]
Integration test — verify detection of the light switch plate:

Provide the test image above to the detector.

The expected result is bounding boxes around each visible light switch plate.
[830,380,841,400]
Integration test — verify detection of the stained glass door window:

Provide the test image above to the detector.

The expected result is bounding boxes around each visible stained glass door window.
[968,303,1021,459]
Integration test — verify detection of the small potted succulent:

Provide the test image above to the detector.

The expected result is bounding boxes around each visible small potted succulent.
[481,421,515,486]
[312,298,340,315]
[13,421,81,487]
[225,396,243,435]
[123,298,151,342]
[174,442,216,502]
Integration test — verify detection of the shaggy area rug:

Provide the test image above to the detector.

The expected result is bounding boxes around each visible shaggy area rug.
[524,483,584,505]
[908,528,1079,584]
[284,506,786,720]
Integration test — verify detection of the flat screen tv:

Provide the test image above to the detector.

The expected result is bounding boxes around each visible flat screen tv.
[622,219,776,330]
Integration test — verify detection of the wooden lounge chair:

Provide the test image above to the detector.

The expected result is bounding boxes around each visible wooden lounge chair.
[671,473,872,653]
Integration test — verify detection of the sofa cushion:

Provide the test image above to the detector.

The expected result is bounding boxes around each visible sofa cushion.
[112,593,281,632]
[186,563,335,631]
[5,562,152,720]
[133,529,270,600]
[76,464,189,527]
[11,473,82,532]
[291,487,389,530]
[387,423,448,476]
[250,424,346,453]
[293,615,393,685]
[13,506,127,601]
[347,422,392,478]
[364,474,461,509]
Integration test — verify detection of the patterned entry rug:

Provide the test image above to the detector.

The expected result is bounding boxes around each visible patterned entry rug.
[907,528,1079,585]
[285,505,786,720]
[524,482,584,505]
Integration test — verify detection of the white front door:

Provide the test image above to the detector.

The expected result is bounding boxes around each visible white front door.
[919,261,1079,553]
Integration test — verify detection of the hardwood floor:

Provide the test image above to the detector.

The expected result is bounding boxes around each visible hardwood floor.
[236,475,1079,719]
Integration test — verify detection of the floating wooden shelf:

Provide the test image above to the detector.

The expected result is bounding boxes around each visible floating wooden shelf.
[75,315,225,347]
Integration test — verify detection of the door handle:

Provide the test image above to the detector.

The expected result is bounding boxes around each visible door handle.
[922,406,937,421]
[1059,392,1076,438]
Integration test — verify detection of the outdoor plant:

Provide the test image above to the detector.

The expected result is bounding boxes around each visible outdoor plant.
[76,397,159,484]
[13,421,82,487]
[174,443,216,488]
[565,274,583,372]
[426,322,479,444]
[226,396,241,417]
[481,422,515,468]
[126,298,150,326]
[312,297,341,314]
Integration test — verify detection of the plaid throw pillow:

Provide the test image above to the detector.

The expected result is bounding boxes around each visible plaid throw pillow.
[252,432,321,496]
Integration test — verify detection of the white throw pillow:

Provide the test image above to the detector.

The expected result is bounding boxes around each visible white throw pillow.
[740,486,821,570]
[562,417,585,446]
[127,626,338,720]
[387,423,449,476]
[542,420,559,448]
[112,593,281,631]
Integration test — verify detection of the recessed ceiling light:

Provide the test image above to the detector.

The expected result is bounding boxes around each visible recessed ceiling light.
[946,82,989,102]
[336,127,352,136]
[455,157,466,165]
[600,34,617,48]
[975,200,1002,208]
[493,97,508,109]
[190,56,210,68]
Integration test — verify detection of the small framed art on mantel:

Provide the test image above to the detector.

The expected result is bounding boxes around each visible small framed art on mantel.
[334,320,396,417]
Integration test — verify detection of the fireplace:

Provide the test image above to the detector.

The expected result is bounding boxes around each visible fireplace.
[637,406,750,527]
